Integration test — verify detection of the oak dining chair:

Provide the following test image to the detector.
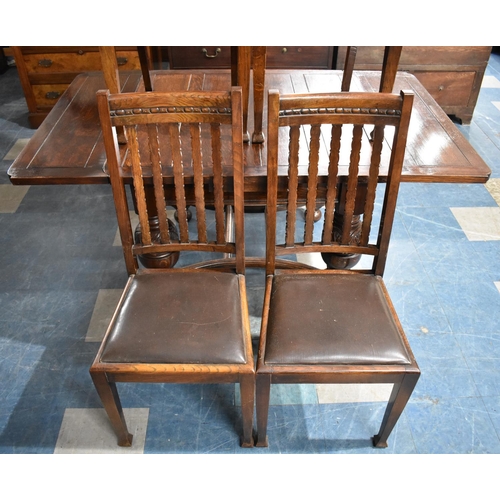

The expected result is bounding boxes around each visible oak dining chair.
[90,86,255,448]
[255,88,420,448]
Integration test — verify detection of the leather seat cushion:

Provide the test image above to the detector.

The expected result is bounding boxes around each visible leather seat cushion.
[264,273,411,365]
[100,271,248,365]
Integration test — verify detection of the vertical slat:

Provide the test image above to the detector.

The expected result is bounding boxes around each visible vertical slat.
[169,122,189,242]
[190,123,207,244]
[341,124,362,245]
[126,124,151,245]
[360,125,385,246]
[285,125,300,247]
[304,124,320,245]
[322,124,342,244]
[147,123,170,244]
[211,123,225,244]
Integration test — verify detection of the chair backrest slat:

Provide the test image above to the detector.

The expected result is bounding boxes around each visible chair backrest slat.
[169,122,189,242]
[304,124,321,245]
[322,124,341,245]
[360,125,384,246]
[147,122,171,244]
[190,122,208,244]
[341,124,362,245]
[211,123,226,244]
[97,88,245,275]
[285,125,300,248]
[126,124,151,245]
[267,90,413,276]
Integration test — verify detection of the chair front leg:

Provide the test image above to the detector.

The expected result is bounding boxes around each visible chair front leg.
[239,374,255,448]
[255,373,271,447]
[372,371,420,448]
[90,370,133,447]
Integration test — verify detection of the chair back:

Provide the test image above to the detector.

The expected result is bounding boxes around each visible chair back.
[97,87,245,275]
[341,46,403,93]
[266,89,413,276]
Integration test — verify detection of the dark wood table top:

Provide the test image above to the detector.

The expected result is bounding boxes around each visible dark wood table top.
[8,69,491,188]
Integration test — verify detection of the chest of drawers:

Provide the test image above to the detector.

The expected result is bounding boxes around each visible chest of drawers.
[12,46,141,128]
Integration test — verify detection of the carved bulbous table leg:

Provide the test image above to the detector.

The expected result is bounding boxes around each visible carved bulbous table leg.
[134,216,180,269]
[321,214,362,270]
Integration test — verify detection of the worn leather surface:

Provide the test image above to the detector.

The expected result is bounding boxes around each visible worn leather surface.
[264,273,411,365]
[101,271,247,364]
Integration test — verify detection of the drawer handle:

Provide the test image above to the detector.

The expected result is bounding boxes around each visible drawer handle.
[281,47,287,54]
[117,57,128,66]
[202,47,221,58]
[45,91,61,100]
[38,59,53,68]
[438,85,444,91]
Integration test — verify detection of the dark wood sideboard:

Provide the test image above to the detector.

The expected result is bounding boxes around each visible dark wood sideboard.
[336,46,492,124]
[9,46,492,127]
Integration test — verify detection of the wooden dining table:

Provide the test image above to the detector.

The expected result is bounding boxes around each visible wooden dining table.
[8,68,492,267]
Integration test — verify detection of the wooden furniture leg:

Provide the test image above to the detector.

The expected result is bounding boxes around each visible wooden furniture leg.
[372,371,420,448]
[137,46,153,91]
[231,46,251,143]
[252,46,266,143]
[90,371,133,446]
[240,373,256,448]
[255,373,271,447]
[341,46,358,91]
[379,46,403,92]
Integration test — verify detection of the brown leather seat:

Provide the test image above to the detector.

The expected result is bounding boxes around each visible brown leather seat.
[265,274,411,366]
[100,271,247,365]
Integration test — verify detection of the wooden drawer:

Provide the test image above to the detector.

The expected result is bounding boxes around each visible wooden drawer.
[413,71,476,107]
[265,46,333,68]
[22,48,139,74]
[168,46,232,69]
[168,46,334,69]
[31,83,71,107]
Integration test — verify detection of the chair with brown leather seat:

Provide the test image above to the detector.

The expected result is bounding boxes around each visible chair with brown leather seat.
[90,86,255,448]
[255,88,419,448]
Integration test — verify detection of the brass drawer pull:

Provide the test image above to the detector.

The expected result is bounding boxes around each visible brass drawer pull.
[45,91,61,99]
[117,57,128,66]
[202,48,221,58]
[281,47,287,54]
[38,59,53,68]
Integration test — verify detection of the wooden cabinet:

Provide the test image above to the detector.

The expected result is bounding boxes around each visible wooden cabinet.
[335,46,492,124]
[12,46,141,128]
[167,46,334,69]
